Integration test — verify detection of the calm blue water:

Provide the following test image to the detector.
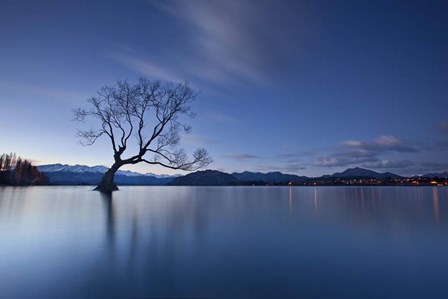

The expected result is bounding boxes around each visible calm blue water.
[0,186,447,298]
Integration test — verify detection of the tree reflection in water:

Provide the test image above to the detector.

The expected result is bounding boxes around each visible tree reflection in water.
[1,186,448,299]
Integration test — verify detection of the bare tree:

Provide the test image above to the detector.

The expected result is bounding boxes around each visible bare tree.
[73,78,212,192]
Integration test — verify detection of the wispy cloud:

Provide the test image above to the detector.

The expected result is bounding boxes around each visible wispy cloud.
[226,153,261,160]
[276,152,314,160]
[316,155,378,168]
[256,164,307,173]
[418,161,448,171]
[315,135,418,168]
[108,52,185,83]
[266,151,313,173]
[112,0,311,86]
[364,160,414,169]
[342,135,418,153]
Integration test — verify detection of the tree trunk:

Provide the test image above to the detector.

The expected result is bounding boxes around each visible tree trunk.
[94,163,121,192]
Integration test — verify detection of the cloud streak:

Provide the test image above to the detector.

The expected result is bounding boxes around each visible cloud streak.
[226,153,261,160]
[117,0,312,85]
[108,52,185,83]
[342,135,418,153]
[315,135,419,168]
[256,164,307,173]
[364,160,414,169]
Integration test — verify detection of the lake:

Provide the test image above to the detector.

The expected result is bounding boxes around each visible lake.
[0,186,447,298]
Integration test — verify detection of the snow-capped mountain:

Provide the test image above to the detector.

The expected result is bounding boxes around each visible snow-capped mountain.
[37,164,109,173]
[37,164,179,178]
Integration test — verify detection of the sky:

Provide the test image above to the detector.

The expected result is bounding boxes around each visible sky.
[1,0,447,177]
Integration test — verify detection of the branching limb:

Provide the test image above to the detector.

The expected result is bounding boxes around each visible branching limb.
[73,77,212,177]
[77,129,105,146]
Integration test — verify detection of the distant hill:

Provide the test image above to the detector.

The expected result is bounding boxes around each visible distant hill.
[36,163,428,186]
[421,171,448,178]
[169,170,239,186]
[322,167,402,179]
[232,171,308,183]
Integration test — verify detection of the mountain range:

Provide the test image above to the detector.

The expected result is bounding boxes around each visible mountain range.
[37,164,178,185]
[320,167,402,179]
[420,171,448,178]
[232,171,308,183]
[168,170,238,186]
[37,164,448,186]
[37,164,176,178]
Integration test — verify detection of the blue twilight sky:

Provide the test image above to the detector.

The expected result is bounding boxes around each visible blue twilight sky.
[1,0,447,176]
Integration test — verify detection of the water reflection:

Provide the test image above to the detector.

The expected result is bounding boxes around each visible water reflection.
[370,187,376,214]
[360,187,365,213]
[1,186,448,299]
[433,187,440,224]
[101,192,115,249]
[288,186,292,213]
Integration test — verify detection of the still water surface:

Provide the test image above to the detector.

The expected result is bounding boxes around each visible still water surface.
[0,186,447,298]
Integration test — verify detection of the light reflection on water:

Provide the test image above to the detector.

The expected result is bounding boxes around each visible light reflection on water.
[0,186,448,298]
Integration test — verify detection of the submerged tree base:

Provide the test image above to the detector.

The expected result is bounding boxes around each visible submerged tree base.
[94,167,120,192]
[94,184,119,192]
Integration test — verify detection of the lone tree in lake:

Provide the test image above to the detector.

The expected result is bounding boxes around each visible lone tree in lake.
[73,78,212,192]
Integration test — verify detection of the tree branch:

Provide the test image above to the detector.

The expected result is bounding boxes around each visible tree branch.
[73,78,212,172]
